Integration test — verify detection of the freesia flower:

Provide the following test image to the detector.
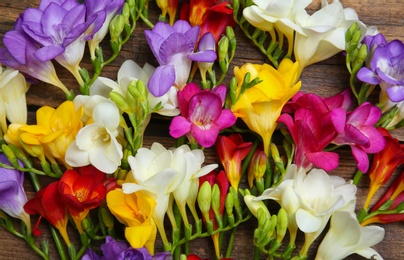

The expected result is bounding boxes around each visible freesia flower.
[144,20,217,96]
[4,101,83,168]
[169,83,236,148]
[171,145,218,227]
[0,66,29,133]
[316,211,384,260]
[0,154,31,231]
[293,0,365,75]
[82,236,171,260]
[357,38,404,102]
[24,181,70,245]
[19,0,95,85]
[65,100,123,174]
[279,92,344,171]
[232,59,301,156]
[0,30,70,95]
[372,170,404,212]
[242,0,311,56]
[255,164,357,253]
[122,142,188,246]
[85,0,125,59]
[331,102,385,172]
[180,0,235,42]
[363,127,404,210]
[107,189,157,254]
[58,165,109,233]
[216,134,253,191]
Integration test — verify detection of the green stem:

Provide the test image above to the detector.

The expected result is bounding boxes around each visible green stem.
[352,169,363,185]
[50,227,68,260]
[225,226,237,258]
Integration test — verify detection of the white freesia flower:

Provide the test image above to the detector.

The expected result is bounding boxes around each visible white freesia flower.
[65,100,123,173]
[243,0,310,55]
[73,94,108,124]
[121,142,189,244]
[255,164,357,251]
[293,0,365,74]
[0,67,29,133]
[91,59,179,116]
[316,211,385,260]
[171,145,218,225]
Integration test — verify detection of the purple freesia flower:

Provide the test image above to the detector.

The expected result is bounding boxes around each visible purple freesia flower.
[85,0,125,59]
[332,102,386,172]
[357,38,404,102]
[19,0,96,84]
[0,154,31,230]
[82,236,171,260]
[145,20,217,97]
[0,29,69,95]
[169,83,236,148]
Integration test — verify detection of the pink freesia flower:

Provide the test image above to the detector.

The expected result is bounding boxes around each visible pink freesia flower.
[332,102,386,172]
[169,83,236,148]
[278,93,341,171]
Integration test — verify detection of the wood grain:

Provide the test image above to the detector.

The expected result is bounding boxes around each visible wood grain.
[0,0,403,259]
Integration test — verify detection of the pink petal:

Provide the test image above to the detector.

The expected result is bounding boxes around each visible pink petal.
[330,107,347,134]
[351,145,370,172]
[215,109,236,130]
[169,116,191,138]
[191,124,220,148]
[305,151,339,172]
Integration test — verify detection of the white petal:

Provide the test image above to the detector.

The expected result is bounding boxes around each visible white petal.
[92,100,120,130]
[65,142,90,167]
[296,209,322,233]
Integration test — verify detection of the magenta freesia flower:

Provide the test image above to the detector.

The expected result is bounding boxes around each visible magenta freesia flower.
[169,83,236,148]
[332,102,386,172]
[0,154,31,230]
[145,20,217,96]
[357,37,404,102]
[279,92,347,171]
[82,236,171,260]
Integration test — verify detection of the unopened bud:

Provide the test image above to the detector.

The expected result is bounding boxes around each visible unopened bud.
[247,150,267,188]
[110,91,130,113]
[198,181,212,222]
[244,195,270,220]
[109,14,125,42]
[276,208,288,242]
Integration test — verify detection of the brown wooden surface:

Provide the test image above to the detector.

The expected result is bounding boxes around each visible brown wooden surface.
[0,0,404,259]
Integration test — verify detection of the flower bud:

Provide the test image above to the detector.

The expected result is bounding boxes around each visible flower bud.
[276,208,288,242]
[1,144,19,169]
[247,149,267,188]
[211,184,221,219]
[110,91,130,113]
[109,14,125,42]
[198,181,212,222]
[244,195,270,220]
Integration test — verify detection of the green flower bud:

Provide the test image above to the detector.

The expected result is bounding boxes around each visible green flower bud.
[110,91,130,113]
[346,22,358,43]
[100,204,115,230]
[109,14,125,42]
[357,44,368,64]
[211,184,221,219]
[229,77,237,106]
[276,208,288,242]
[247,150,267,188]
[1,144,19,168]
[198,181,212,222]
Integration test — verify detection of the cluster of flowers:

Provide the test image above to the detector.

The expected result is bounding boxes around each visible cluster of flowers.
[0,0,403,259]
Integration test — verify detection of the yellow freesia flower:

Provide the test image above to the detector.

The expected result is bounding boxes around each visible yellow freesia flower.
[106,189,157,255]
[4,101,83,167]
[231,58,301,155]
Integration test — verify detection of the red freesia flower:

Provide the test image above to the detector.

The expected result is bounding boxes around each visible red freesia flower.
[58,165,110,233]
[24,182,70,245]
[372,169,404,212]
[216,134,253,191]
[364,128,404,210]
[180,0,235,42]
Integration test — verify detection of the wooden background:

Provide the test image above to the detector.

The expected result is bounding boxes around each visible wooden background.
[0,0,403,259]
